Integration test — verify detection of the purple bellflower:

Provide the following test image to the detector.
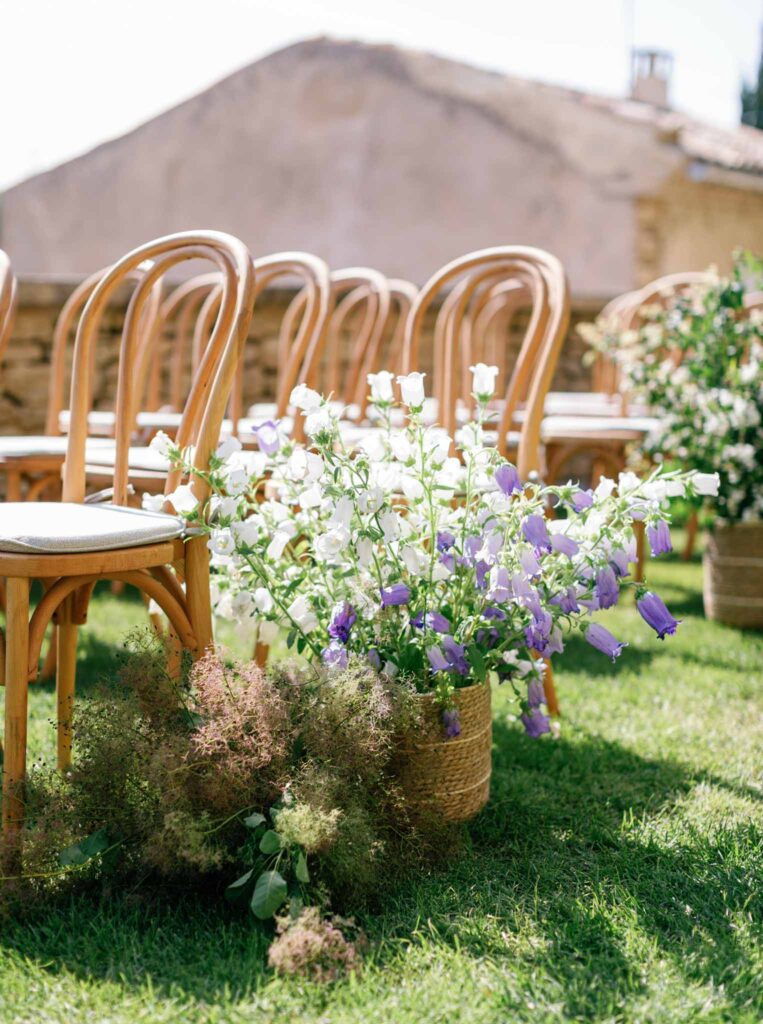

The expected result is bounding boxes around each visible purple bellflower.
[527,677,546,708]
[647,520,673,556]
[609,548,632,578]
[522,514,552,553]
[442,708,462,739]
[328,602,356,643]
[322,641,349,671]
[637,591,681,639]
[521,708,551,738]
[436,530,456,553]
[551,533,579,558]
[571,488,594,511]
[442,636,470,675]
[380,584,410,607]
[595,566,620,609]
[551,586,579,614]
[495,463,522,496]
[251,420,281,455]
[427,646,450,672]
[585,623,628,661]
[525,605,553,653]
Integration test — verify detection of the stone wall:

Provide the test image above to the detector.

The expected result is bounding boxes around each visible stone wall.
[0,277,606,437]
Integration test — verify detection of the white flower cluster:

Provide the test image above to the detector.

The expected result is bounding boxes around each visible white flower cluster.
[159,367,704,732]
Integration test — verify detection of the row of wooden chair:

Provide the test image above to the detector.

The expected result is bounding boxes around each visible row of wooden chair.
[0,232,727,859]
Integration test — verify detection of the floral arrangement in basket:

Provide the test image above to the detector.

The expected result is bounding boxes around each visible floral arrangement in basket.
[582,254,762,524]
[155,367,714,739]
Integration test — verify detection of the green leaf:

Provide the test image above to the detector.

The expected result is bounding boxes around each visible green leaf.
[259,830,282,855]
[243,812,266,830]
[251,870,288,919]
[225,868,254,902]
[295,851,310,884]
[58,828,110,868]
[467,644,487,682]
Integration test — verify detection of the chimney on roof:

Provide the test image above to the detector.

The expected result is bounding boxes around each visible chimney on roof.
[630,48,673,108]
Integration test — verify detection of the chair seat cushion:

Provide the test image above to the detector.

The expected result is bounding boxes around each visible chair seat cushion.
[0,502,185,554]
[541,415,660,441]
[0,436,115,459]
[86,445,171,474]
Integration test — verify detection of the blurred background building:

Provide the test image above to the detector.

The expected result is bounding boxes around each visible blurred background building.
[3,38,763,291]
[1,34,762,435]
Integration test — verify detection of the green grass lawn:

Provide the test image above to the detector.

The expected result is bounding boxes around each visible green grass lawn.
[1,546,762,1023]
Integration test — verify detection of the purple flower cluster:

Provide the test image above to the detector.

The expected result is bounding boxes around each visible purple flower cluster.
[427,637,469,676]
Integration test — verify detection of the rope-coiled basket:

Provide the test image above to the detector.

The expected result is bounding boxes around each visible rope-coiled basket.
[395,682,492,823]
[703,522,763,629]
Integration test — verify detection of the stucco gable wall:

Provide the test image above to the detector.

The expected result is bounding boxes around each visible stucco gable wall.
[0,40,649,293]
[637,173,763,283]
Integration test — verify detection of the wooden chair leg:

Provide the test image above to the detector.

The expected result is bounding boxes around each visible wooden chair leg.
[2,577,30,864]
[5,470,22,502]
[543,658,561,717]
[633,519,645,584]
[39,627,58,681]
[683,512,699,561]
[56,597,78,772]
[254,642,269,668]
[184,536,212,657]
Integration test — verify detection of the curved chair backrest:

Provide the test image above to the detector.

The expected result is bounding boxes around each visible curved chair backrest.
[250,252,330,428]
[0,249,18,367]
[319,269,391,408]
[368,277,418,396]
[147,272,222,413]
[45,266,163,436]
[63,231,255,507]
[467,280,529,375]
[403,247,569,475]
[187,253,331,439]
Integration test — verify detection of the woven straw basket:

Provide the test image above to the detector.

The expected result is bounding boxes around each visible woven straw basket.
[395,682,492,823]
[703,522,763,629]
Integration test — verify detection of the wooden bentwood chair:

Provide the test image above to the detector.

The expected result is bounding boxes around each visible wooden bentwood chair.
[0,231,255,859]
[0,250,18,362]
[403,246,570,478]
[401,247,570,717]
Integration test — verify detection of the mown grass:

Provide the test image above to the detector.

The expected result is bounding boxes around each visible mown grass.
[1,544,761,1023]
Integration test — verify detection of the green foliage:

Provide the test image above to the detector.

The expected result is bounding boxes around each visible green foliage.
[585,253,763,522]
[251,870,288,920]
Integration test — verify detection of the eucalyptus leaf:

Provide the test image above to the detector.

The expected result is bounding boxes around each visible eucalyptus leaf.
[251,870,288,919]
[295,851,310,884]
[225,868,254,902]
[243,812,266,830]
[58,828,110,868]
[259,830,282,855]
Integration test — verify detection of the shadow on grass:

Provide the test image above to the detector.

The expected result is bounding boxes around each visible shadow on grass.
[555,632,658,677]
[1,722,760,1018]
